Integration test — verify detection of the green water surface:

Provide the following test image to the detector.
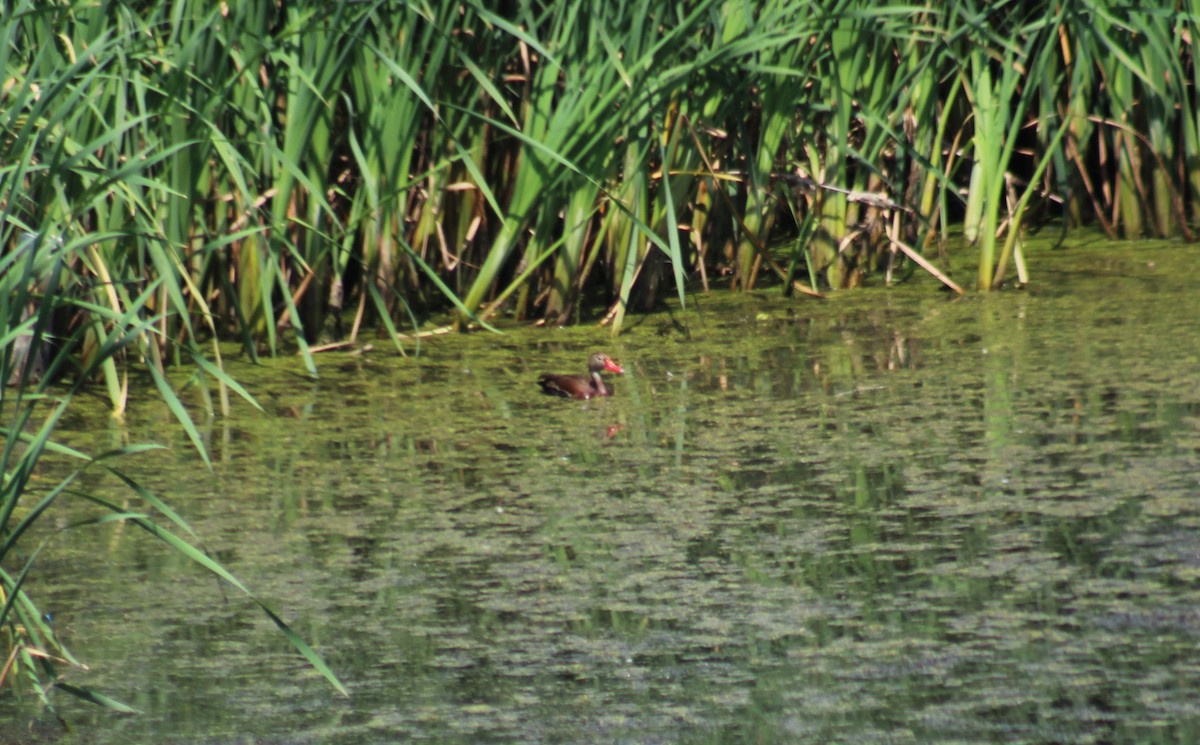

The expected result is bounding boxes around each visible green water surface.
[4,243,1200,744]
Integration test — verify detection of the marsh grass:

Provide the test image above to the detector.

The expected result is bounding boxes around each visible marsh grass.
[5,0,1198,354]
[0,233,346,707]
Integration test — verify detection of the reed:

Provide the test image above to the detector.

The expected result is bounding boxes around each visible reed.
[3,0,1198,348]
[0,232,346,705]
[955,3,1061,289]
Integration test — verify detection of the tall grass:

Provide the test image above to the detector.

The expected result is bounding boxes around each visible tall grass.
[3,0,1198,348]
[0,232,346,706]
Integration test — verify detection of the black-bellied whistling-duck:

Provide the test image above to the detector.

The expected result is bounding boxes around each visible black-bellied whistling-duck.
[537,353,624,400]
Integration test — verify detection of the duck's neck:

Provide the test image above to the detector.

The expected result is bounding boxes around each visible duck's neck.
[591,371,608,396]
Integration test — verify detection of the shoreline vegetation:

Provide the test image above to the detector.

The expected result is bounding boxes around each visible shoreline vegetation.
[2,0,1198,713]
[5,2,1199,358]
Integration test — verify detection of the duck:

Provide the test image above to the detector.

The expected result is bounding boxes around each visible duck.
[537,353,625,400]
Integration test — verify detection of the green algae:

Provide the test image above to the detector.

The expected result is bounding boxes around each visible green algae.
[6,243,1200,743]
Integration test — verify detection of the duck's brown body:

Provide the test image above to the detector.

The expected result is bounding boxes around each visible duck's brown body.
[537,353,624,400]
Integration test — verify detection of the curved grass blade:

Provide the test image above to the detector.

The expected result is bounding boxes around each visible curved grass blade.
[52,684,140,714]
[367,280,416,355]
[400,238,501,333]
[69,492,349,697]
[142,353,212,469]
[658,139,687,313]
[100,463,198,539]
[189,353,263,413]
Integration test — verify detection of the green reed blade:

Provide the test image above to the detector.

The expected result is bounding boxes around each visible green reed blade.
[69,492,351,697]
[658,139,688,313]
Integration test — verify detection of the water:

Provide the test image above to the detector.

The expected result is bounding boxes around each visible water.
[5,243,1200,743]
